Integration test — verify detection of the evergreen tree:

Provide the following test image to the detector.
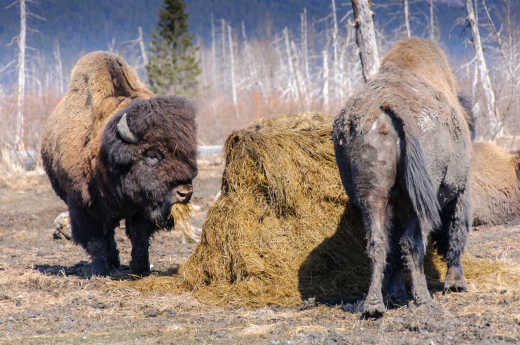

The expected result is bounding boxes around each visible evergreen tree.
[146,0,200,97]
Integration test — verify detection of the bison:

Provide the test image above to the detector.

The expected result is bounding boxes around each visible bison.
[41,51,197,276]
[332,38,472,317]
[471,142,520,226]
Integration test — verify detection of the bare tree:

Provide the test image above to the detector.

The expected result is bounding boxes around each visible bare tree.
[403,0,411,38]
[12,0,26,150]
[465,0,501,137]
[228,24,238,119]
[137,26,148,67]
[322,49,330,111]
[352,0,380,82]
[429,0,436,40]
[54,40,64,95]
[482,0,514,81]
[300,8,310,81]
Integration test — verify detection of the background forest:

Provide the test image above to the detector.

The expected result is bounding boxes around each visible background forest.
[0,0,519,165]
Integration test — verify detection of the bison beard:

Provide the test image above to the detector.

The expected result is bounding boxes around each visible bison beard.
[332,38,472,318]
[41,52,197,277]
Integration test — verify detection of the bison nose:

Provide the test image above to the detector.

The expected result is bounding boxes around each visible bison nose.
[172,184,193,204]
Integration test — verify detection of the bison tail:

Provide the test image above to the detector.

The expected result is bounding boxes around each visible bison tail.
[403,134,441,230]
[383,106,441,231]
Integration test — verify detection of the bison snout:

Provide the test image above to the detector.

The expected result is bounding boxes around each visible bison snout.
[171,184,193,204]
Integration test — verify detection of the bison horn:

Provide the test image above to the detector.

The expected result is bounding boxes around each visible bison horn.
[117,113,139,144]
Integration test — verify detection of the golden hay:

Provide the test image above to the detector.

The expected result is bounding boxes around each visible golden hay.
[170,203,198,242]
[125,113,520,307]
[178,113,520,307]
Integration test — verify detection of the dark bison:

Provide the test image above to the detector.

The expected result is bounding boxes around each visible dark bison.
[41,51,197,276]
[332,38,472,317]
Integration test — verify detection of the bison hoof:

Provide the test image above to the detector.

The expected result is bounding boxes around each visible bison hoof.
[130,262,151,276]
[385,293,408,308]
[109,251,120,270]
[91,257,110,277]
[444,279,467,292]
[444,265,467,292]
[414,293,434,306]
[362,299,386,319]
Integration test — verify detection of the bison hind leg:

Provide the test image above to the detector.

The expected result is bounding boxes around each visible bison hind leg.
[434,188,471,292]
[385,237,409,307]
[399,216,434,306]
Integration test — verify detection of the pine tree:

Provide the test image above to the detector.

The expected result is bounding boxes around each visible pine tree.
[146,0,200,97]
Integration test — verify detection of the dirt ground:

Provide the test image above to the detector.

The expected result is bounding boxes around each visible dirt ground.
[1,155,519,345]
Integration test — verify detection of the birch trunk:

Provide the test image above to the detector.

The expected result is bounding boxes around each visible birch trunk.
[322,49,329,111]
[210,14,217,91]
[227,24,238,119]
[403,0,411,38]
[283,28,299,102]
[54,40,64,95]
[331,0,339,99]
[15,0,26,150]
[429,0,435,40]
[300,8,310,81]
[352,0,380,82]
[465,0,501,137]
[137,26,148,66]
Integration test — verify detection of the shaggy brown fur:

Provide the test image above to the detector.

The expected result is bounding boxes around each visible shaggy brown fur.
[471,142,520,226]
[333,38,472,317]
[41,51,153,204]
[41,52,198,276]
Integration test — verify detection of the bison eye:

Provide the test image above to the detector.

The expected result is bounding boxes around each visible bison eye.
[144,149,163,166]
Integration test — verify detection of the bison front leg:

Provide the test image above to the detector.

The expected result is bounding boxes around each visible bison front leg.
[361,205,390,318]
[436,189,471,292]
[400,217,433,306]
[126,214,155,275]
[69,206,115,276]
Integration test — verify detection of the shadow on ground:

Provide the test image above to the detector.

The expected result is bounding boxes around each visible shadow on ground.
[298,205,444,308]
[34,262,180,281]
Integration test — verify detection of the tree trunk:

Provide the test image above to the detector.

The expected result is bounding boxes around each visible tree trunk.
[322,49,329,111]
[137,27,148,67]
[15,0,26,150]
[210,13,217,92]
[331,0,339,99]
[403,0,411,38]
[351,0,380,82]
[227,24,238,119]
[54,40,64,95]
[429,0,435,40]
[283,28,299,102]
[300,8,310,82]
[465,0,501,137]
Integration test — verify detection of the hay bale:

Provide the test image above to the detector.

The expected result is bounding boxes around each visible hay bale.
[178,113,516,307]
[470,142,520,226]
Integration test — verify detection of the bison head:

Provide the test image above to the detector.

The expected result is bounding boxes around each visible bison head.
[100,96,198,228]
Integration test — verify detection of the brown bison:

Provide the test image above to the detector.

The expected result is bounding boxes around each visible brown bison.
[332,38,472,317]
[471,142,520,226]
[41,52,197,276]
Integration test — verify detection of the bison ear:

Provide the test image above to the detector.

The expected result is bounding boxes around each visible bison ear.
[117,113,139,144]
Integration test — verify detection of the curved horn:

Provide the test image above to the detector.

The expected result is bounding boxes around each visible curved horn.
[117,113,138,144]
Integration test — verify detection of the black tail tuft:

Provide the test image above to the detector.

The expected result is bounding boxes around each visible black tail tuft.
[403,135,441,230]
[382,106,441,230]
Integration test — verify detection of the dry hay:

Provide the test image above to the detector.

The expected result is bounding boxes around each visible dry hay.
[127,113,520,307]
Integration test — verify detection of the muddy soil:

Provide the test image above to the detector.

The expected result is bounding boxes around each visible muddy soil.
[0,155,519,344]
